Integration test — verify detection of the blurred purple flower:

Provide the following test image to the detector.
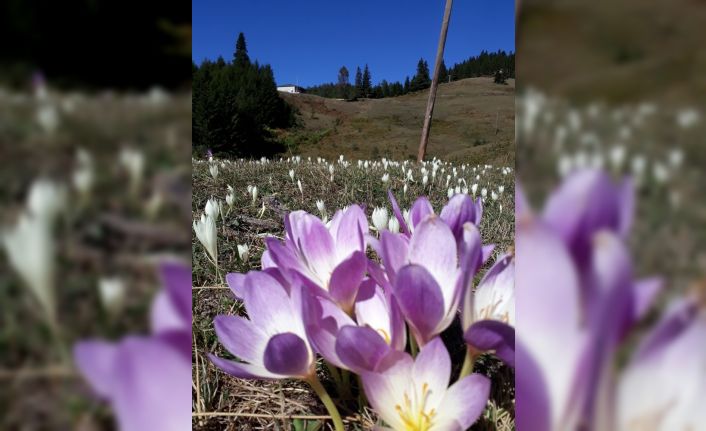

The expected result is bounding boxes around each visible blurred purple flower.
[209,271,316,379]
[516,169,663,430]
[361,337,490,431]
[617,295,706,430]
[74,262,191,431]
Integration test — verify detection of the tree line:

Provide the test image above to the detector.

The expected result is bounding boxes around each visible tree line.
[306,50,514,100]
[192,33,295,157]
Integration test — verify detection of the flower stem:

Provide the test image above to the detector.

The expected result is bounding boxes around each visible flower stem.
[306,374,345,431]
[409,333,419,357]
[459,346,477,379]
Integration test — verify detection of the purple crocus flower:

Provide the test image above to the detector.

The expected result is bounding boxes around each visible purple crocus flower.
[462,251,515,367]
[209,270,316,379]
[388,191,482,241]
[361,337,490,431]
[379,216,481,346]
[74,262,191,431]
[616,296,706,430]
[265,205,369,313]
[516,169,664,430]
[303,282,406,373]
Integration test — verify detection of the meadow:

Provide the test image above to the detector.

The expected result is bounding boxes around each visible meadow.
[0,87,191,429]
[192,156,515,430]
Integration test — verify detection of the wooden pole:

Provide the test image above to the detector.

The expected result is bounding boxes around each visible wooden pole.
[417,0,454,163]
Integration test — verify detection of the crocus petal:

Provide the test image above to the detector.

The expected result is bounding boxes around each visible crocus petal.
[394,265,446,345]
[542,169,622,263]
[407,216,458,299]
[515,340,551,431]
[333,205,367,260]
[379,230,409,285]
[242,271,295,333]
[361,351,414,430]
[208,353,278,379]
[387,190,411,235]
[474,197,483,225]
[74,341,119,399]
[413,337,451,409]
[465,320,515,367]
[440,194,476,241]
[631,277,663,322]
[355,286,397,346]
[263,333,312,377]
[302,292,355,369]
[409,197,434,228]
[150,290,187,334]
[286,211,336,275]
[328,251,367,311]
[111,338,191,431]
[336,325,393,374]
[517,220,586,428]
[159,262,191,324]
[436,374,491,430]
[515,181,531,220]
[214,315,267,364]
[225,272,246,300]
[632,297,699,362]
[481,244,495,264]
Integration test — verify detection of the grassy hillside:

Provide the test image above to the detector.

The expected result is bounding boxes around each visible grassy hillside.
[277,77,515,165]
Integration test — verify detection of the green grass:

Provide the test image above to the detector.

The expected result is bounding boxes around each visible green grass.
[192,157,515,430]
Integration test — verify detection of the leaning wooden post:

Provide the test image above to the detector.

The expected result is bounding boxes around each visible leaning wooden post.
[417,0,454,163]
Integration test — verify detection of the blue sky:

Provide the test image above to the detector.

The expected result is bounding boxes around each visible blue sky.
[193,0,515,87]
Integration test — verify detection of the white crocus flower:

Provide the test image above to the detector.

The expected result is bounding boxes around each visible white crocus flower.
[372,207,389,232]
[481,188,488,199]
[205,198,221,222]
[72,165,94,199]
[316,200,327,220]
[27,179,67,224]
[99,277,126,317]
[225,192,235,208]
[2,213,56,325]
[668,149,684,169]
[498,185,505,194]
[609,145,627,172]
[403,183,408,196]
[388,217,400,234]
[209,163,219,180]
[289,169,295,182]
[381,173,390,183]
[297,179,303,195]
[251,186,258,205]
[491,191,499,201]
[193,214,218,265]
[447,188,454,198]
[237,244,250,262]
[471,183,478,197]
[119,148,145,194]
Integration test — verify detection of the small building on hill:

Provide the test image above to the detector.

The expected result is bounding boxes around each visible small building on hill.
[277,84,304,94]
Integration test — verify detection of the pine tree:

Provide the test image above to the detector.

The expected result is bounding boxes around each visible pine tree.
[438,60,449,83]
[362,64,372,97]
[234,32,250,68]
[403,76,410,93]
[337,66,349,87]
[354,66,363,98]
[411,58,431,92]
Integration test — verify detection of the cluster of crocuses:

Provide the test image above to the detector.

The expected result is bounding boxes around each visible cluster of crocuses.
[210,191,515,430]
[516,169,705,430]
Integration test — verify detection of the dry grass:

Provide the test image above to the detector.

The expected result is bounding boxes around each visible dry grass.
[192,157,515,430]
[278,77,515,166]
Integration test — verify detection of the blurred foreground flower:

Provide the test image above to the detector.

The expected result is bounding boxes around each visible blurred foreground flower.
[74,262,191,431]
